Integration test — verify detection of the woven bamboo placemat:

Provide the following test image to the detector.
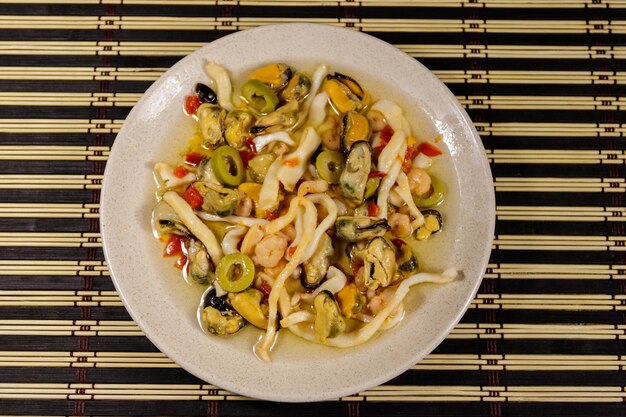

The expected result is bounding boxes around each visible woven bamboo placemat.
[0,0,624,415]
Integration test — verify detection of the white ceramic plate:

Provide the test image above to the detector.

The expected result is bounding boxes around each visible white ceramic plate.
[100,23,495,402]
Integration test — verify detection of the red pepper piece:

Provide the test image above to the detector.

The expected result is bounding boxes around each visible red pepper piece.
[173,165,190,178]
[402,145,419,172]
[244,137,257,153]
[184,95,201,116]
[391,238,406,248]
[182,185,203,210]
[184,152,204,167]
[417,141,443,157]
[164,234,186,257]
[259,280,272,299]
[239,150,255,169]
[368,170,386,179]
[367,200,379,217]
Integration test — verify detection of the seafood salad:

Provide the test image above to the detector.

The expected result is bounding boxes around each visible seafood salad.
[151,61,457,361]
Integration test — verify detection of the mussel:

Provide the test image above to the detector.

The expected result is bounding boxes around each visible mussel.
[199,286,246,336]
[224,110,254,149]
[325,72,370,114]
[183,238,214,285]
[249,63,292,91]
[336,283,366,319]
[251,101,299,135]
[339,141,372,203]
[280,72,311,102]
[301,233,334,289]
[363,237,396,290]
[314,291,346,343]
[197,104,226,149]
[335,216,390,242]
[193,181,241,217]
[151,199,189,238]
[228,288,269,329]
[340,111,371,154]
[416,209,443,241]
[396,242,418,277]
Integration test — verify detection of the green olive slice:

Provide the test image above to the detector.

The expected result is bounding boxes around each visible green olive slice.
[315,150,346,184]
[216,253,255,293]
[210,145,245,187]
[241,79,279,113]
[413,175,445,208]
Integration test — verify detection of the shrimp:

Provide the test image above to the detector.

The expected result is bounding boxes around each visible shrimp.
[407,167,432,197]
[367,287,395,315]
[389,212,413,238]
[253,233,288,268]
[235,194,253,217]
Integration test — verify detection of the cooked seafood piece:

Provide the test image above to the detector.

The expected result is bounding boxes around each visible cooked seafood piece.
[224,110,254,148]
[199,286,245,335]
[314,291,346,343]
[280,72,311,102]
[340,141,372,202]
[335,216,390,241]
[151,199,190,238]
[228,288,269,329]
[340,111,371,154]
[362,237,396,290]
[249,63,292,91]
[197,104,226,149]
[183,238,215,285]
[301,233,334,289]
[325,72,370,114]
[251,101,299,135]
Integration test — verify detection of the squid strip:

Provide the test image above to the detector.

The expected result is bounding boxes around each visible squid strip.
[254,197,317,362]
[204,62,234,111]
[162,191,223,265]
[287,269,458,348]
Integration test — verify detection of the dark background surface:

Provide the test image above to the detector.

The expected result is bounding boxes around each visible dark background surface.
[0,1,625,415]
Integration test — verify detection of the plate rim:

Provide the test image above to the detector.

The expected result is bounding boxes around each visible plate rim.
[100,22,496,402]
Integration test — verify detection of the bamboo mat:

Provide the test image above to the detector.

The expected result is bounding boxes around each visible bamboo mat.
[1,0,625,415]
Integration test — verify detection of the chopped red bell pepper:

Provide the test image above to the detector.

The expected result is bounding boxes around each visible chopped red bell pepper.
[244,137,257,153]
[368,170,386,179]
[380,125,394,144]
[182,185,203,210]
[373,125,394,158]
[264,209,280,220]
[239,150,255,169]
[184,152,204,167]
[164,234,186,257]
[173,165,190,178]
[391,238,406,248]
[367,200,379,217]
[259,280,272,299]
[417,141,443,157]
[402,145,419,172]
[288,246,297,257]
[184,95,201,116]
